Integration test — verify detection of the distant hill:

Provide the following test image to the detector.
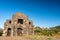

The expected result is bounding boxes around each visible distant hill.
[50,26,60,32]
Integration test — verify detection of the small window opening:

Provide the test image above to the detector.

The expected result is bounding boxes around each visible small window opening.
[18,19,23,24]
[29,22,31,25]
[9,21,11,23]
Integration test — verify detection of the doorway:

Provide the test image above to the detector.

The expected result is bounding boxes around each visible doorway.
[17,28,22,36]
[7,28,11,36]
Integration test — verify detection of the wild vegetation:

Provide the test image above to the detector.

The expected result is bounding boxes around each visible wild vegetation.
[34,26,60,36]
[0,28,3,36]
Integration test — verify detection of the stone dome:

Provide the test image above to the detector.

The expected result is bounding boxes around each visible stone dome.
[13,12,28,19]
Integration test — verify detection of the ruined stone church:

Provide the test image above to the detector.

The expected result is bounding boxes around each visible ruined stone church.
[3,12,34,36]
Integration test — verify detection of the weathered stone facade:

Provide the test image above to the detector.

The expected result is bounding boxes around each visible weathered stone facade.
[3,12,34,36]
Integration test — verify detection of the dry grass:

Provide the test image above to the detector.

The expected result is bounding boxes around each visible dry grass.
[23,35,60,40]
[24,35,52,40]
[0,35,60,40]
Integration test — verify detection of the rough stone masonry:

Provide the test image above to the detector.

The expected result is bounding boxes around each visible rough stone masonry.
[3,12,34,36]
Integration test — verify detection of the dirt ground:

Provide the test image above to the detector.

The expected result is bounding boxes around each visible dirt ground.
[52,36,60,40]
[0,36,30,40]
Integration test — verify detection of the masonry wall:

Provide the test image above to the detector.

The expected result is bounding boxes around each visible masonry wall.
[3,13,34,36]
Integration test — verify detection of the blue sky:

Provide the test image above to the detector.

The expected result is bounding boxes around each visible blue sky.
[0,0,60,28]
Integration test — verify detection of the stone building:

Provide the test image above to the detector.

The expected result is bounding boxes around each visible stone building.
[3,12,34,36]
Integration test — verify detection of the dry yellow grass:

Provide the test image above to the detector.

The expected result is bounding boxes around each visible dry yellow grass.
[0,35,60,40]
[23,35,60,40]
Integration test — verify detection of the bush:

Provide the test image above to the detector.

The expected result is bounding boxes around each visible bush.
[0,32,3,36]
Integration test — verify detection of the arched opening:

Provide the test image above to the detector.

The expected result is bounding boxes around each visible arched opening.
[17,28,23,36]
[7,28,11,36]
